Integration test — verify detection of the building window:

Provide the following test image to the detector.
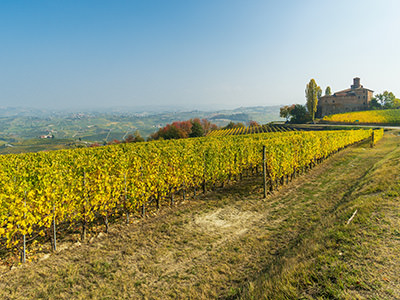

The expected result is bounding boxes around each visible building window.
[358,96,360,99]
[363,96,365,99]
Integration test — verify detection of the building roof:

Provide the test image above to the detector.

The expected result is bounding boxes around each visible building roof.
[335,87,373,94]
[320,78,373,99]
[334,88,351,94]
[320,87,374,98]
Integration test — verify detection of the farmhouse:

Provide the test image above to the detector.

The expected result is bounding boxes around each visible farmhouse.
[316,77,373,117]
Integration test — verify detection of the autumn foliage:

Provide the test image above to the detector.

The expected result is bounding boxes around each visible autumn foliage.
[150,119,218,140]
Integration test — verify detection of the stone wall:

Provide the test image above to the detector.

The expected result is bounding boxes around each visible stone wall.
[317,88,373,117]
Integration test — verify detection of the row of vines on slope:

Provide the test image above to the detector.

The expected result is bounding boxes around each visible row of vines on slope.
[322,109,400,124]
[207,124,296,137]
[0,129,383,263]
[372,128,384,145]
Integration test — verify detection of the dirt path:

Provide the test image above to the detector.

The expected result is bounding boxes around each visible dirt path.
[1,133,399,299]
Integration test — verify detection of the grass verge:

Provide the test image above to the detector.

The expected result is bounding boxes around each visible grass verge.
[239,132,400,299]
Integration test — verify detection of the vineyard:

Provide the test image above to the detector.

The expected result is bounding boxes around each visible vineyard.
[0,129,383,264]
[207,124,295,136]
[323,109,400,124]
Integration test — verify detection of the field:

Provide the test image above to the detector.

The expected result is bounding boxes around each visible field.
[323,108,400,124]
[0,129,397,299]
[0,138,87,155]
[207,124,294,136]
[0,129,379,261]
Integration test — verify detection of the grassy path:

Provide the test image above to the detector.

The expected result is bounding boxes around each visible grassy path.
[0,132,399,299]
[240,132,400,299]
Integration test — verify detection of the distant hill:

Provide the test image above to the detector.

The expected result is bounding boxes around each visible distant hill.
[322,109,400,124]
[209,113,250,122]
[0,106,283,145]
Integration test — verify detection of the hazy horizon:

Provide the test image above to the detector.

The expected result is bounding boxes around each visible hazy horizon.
[0,103,283,115]
[1,1,400,110]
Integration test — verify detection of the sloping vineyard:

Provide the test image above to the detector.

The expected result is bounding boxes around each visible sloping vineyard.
[207,124,295,137]
[323,109,400,124]
[0,129,383,262]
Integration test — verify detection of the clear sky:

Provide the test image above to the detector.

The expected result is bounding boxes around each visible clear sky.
[1,0,399,110]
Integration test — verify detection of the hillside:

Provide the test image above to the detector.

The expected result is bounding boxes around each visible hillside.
[0,106,282,154]
[0,106,281,141]
[0,131,398,299]
[323,108,400,124]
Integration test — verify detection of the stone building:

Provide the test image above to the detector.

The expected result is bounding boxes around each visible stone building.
[316,77,373,117]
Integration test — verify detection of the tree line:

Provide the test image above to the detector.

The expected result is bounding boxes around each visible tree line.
[92,119,261,146]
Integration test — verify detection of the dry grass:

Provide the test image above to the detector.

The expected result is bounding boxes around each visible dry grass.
[239,131,400,300]
[1,132,399,299]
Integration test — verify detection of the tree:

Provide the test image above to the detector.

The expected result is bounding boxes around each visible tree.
[373,91,399,109]
[249,120,259,127]
[107,139,121,145]
[150,119,218,140]
[289,104,311,124]
[393,98,400,109]
[162,124,185,140]
[223,122,245,130]
[369,98,381,110]
[318,88,322,100]
[189,119,204,137]
[125,131,145,143]
[203,119,218,133]
[124,134,135,143]
[280,105,294,122]
[305,79,322,123]
[325,86,332,96]
[224,121,235,129]
[199,118,215,135]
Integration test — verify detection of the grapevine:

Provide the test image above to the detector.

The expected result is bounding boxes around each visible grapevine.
[0,129,380,262]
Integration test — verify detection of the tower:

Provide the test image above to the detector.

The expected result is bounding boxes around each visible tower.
[351,77,362,89]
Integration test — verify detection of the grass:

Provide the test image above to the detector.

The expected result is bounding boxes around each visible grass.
[239,131,400,299]
[0,132,399,299]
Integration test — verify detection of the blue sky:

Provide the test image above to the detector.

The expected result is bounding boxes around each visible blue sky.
[1,0,399,110]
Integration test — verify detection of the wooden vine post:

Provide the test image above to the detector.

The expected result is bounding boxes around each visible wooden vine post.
[263,145,267,198]
[22,192,27,264]
[182,181,186,201]
[124,173,129,225]
[156,192,160,209]
[202,151,207,194]
[170,187,174,206]
[22,232,26,264]
[141,202,146,217]
[140,166,146,217]
[371,131,375,148]
[52,203,57,252]
[81,171,87,242]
